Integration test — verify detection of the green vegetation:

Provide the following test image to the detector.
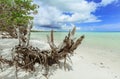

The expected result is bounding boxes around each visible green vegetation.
[0,0,38,38]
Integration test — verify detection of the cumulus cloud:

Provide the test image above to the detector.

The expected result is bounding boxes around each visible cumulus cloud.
[33,5,61,25]
[61,23,81,31]
[80,23,120,31]
[34,0,99,23]
[100,0,118,6]
[33,0,118,30]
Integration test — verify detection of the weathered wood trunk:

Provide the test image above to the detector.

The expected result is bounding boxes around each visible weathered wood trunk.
[16,21,32,47]
[0,27,84,79]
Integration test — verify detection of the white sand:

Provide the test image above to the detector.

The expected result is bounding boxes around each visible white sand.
[0,39,120,79]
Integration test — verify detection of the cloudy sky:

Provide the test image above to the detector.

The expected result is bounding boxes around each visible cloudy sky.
[32,0,120,31]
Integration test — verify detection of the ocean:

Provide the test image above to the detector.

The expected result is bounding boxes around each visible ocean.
[31,32,120,53]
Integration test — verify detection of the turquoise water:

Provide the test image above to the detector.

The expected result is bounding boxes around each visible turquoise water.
[76,32,120,49]
[31,32,120,52]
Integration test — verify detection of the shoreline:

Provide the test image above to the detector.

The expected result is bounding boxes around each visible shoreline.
[0,38,120,79]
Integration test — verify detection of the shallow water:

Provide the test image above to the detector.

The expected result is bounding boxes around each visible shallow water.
[31,32,120,52]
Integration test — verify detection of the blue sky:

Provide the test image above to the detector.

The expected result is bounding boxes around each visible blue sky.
[33,0,120,31]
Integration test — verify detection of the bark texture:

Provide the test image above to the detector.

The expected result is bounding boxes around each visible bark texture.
[0,27,84,79]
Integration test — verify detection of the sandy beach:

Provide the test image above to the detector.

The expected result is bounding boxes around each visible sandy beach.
[1,0,120,78]
[0,32,120,79]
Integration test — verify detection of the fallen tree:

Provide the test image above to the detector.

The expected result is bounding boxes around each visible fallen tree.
[0,27,84,79]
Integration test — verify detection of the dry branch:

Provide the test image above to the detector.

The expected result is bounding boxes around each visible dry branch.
[0,27,84,79]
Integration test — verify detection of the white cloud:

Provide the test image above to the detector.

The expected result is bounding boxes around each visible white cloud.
[96,23,120,30]
[33,5,62,25]
[100,0,118,6]
[80,23,120,31]
[61,24,81,31]
[33,0,118,30]
[34,0,100,25]
[58,12,101,23]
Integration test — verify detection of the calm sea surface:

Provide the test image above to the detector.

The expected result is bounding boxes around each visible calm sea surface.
[31,32,120,52]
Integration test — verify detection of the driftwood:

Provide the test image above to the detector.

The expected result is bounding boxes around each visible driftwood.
[0,27,84,79]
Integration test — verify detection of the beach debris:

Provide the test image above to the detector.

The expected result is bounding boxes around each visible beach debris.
[0,27,84,79]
